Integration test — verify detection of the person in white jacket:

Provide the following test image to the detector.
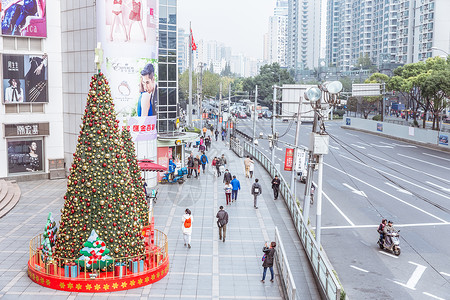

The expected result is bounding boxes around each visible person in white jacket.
[182,208,193,248]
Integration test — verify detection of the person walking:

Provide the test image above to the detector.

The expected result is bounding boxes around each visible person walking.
[216,206,229,242]
[187,156,194,178]
[193,155,200,178]
[249,158,254,178]
[224,181,232,205]
[251,178,262,209]
[200,152,208,174]
[214,157,222,177]
[271,175,281,200]
[214,129,219,141]
[230,175,240,202]
[244,156,253,178]
[261,241,276,283]
[223,169,232,184]
[182,209,193,248]
[205,136,211,151]
[220,154,227,167]
[221,129,226,141]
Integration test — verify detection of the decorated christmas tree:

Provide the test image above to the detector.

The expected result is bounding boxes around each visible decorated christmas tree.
[41,212,57,263]
[76,229,112,269]
[121,128,149,225]
[55,71,145,260]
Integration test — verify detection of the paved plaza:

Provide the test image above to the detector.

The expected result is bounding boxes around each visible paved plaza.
[0,140,319,299]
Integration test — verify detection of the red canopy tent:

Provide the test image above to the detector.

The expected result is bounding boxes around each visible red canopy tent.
[138,159,167,172]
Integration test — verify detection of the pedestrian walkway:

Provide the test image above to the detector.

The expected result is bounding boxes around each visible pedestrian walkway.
[0,137,319,299]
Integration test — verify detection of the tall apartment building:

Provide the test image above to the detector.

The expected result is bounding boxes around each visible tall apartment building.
[327,0,450,70]
[286,0,321,76]
[266,0,288,67]
[177,28,189,73]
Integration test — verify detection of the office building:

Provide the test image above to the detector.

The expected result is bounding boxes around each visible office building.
[178,28,189,73]
[266,0,288,67]
[287,0,322,76]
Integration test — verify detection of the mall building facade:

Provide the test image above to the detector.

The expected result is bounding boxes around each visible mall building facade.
[0,0,180,181]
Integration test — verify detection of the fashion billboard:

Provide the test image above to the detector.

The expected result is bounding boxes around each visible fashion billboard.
[96,0,158,139]
[7,139,43,173]
[1,0,47,37]
[2,54,48,103]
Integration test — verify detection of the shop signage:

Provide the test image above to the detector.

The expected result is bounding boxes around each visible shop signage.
[4,122,49,137]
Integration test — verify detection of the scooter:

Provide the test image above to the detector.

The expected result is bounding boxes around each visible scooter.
[377,230,401,256]
[160,167,188,184]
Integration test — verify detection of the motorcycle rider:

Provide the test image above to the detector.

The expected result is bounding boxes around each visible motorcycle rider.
[377,219,387,244]
[383,220,396,247]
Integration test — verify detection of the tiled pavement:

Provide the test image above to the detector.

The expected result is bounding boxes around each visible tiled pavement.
[0,138,319,299]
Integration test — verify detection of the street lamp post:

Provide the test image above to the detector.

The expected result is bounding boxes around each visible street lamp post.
[431,47,450,56]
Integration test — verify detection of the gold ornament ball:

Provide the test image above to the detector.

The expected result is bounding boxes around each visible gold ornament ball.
[99,200,105,206]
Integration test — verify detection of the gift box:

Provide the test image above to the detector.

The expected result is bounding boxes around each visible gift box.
[64,263,79,278]
[46,262,57,275]
[114,263,126,278]
[129,259,144,273]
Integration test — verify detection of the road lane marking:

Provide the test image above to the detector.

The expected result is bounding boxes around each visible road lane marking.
[393,261,427,290]
[422,292,445,300]
[368,154,450,184]
[423,152,450,162]
[326,162,448,222]
[343,183,367,197]
[440,272,450,277]
[379,251,399,259]
[321,190,355,226]
[398,153,450,171]
[370,143,394,148]
[329,145,339,150]
[346,132,359,137]
[351,143,366,149]
[385,182,413,195]
[393,143,417,148]
[350,265,369,273]
[341,155,450,201]
[380,141,394,146]
[319,222,450,229]
[426,181,450,192]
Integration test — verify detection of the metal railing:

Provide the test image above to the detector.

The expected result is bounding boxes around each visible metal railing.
[29,229,168,279]
[244,141,343,300]
[230,137,244,157]
[275,227,297,300]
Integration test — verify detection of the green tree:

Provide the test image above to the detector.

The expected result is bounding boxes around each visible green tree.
[55,72,145,260]
[357,53,372,69]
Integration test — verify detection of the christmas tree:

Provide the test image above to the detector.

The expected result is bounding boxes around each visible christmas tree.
[41,212,57,263]
[76,229,112,269]
[55,71,145,260]
[121,128,149,225]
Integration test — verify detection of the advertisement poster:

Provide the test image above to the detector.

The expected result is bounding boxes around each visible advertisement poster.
[1,0,47,37]
[122,116,157,141]
[3,54,48,104]
[105,57,157,118]
[157,147,170,181]
[7,139,43,173]
[284,148,294,171]
[96,0,158,132]
[377,123,383,132]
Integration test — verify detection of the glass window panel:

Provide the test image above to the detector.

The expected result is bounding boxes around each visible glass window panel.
[168,121,175,131]
[168,31,176,49]
[168,88,176,105]
[168,0,176,6]
[160,0,167,4]
[159,31,167,49]
[159,106,168,111]
[158,56,167,62]
[168,82,176,87]
[168,56,176,63]
[159,6,167,24]
[159,24,167,30]
[168,7,176,24]
[158,82,167,87]
[158,87,167,105]
[168,25,176,31]
[158,63,167,81]
[168,64,176,81]
[158,112,168,119]
[168,50,176,56]
[167,105,177,112]
[158,120,167,132]
[168,112,176,119]
[159,49,167,55]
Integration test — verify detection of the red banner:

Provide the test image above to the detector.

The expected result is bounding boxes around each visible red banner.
[219,117,223,123]
[284,148,294,171]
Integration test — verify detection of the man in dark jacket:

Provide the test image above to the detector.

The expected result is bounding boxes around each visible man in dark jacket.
[251,178,262,209]
[271,176,281,200]
[216,206,229,242]
[223,169,232,183]
[261,241,276,283]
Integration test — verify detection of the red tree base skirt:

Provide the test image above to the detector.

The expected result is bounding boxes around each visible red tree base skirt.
[27,258,169,293]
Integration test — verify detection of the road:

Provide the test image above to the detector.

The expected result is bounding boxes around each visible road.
[235,117,450,300]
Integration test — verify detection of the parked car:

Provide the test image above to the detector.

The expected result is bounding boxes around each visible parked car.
[237,112,247,119]
[263,111,273,118]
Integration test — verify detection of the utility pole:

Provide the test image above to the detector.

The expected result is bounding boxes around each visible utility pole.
[252,85,258,149]
[199,63,204,130]
[228,83,231,142]
[271,86,277,164]
[290,96,303,191]
[381,81,386,122]
[218,82,222,130]
[188,22,193,128]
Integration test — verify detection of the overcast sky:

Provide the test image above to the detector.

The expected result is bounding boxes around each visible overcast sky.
[178,0,276,59]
